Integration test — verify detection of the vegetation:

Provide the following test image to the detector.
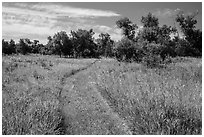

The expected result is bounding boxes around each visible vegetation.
[3,11,202,61]
[114,12,201,67]
[2,55,202,135]
[91,57,202,135]
[2,10,202,135]
[96,33,114,57]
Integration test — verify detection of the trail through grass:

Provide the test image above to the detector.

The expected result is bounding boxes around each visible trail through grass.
[2,55,202,135]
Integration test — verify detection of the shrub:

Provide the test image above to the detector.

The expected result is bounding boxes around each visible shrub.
[28,100,65,135]
[140,42,165,68]
[114,38,143,62]
[2,39,16,55]
[142,53,163,68]
[115,39,170,67]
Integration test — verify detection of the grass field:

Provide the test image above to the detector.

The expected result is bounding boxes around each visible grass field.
[2,54,202,135]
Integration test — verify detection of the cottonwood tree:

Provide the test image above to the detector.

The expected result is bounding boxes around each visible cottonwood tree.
[45,31,73,57]
[16,39,31,55]
[31,40,40,54]
[96,33,114,57]
[139,13,160,43]
[114,37,138,62]
[44,36,55,55]
[138,13,178,58]
[116,17,138,41]
[2,39,16,55]
[157,25,177,45]
[70,29,96,58]
[52,31,72,57]
[175,12,202,56]
[9,39,16,54]
[2,39,9,54]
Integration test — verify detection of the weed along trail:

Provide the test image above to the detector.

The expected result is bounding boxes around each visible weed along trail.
[57,59,132,135]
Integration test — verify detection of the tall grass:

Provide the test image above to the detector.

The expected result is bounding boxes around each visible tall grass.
[2,55,68,135]
[2,55,202,135]
[89,57,202,134]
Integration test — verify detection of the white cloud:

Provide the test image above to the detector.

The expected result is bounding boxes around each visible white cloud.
[93,25,112,33]
[110,33,122,41]
[2,3,121,43]
[3,22,56,36]
[153,8,181,18]
[55,6,120,18]
[9,3,120,18]
[113,28,122,34]
[93,25,123,41]
[2,21,61,44]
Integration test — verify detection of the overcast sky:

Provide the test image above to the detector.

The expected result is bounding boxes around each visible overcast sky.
[2,2,202,44]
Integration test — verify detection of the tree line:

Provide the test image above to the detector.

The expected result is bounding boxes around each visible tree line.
[2,11,202,66]
[2,29,114,58]
[114,12,201,66]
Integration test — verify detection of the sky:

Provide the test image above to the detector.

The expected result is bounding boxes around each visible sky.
[2,2,202,44]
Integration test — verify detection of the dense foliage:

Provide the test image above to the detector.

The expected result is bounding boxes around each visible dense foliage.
[114,12,201,67]
[2,11,202,66]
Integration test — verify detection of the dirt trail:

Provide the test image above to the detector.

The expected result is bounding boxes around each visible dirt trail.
[56,60,132,135]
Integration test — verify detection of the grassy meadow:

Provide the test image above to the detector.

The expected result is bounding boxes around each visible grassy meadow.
[2,54,202,135]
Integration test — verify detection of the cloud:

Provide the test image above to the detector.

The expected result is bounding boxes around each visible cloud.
[110,33,123,41]
[92,25,122,41]
[2,2,120,44]
[7,2,120,18]
[93,25,112,33]
[153,8,181,18]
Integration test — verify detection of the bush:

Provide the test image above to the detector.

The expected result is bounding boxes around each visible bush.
[142,53,163,68]
[2,39,16,55]
[140,42,165,67]
[115,39,171,67]
[174,38,201,57]
[175,39,192,56]
[28,100,65,135]
[115,38,133,62]
[114,38,144,62]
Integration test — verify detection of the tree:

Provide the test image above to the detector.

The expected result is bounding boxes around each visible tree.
[96,33,114,57]
[175,12,202,56]
[2,39,9,54]
[16,39,30,55]
[52,32,64,57]
[141,12,159,28]
[157,25,176,45]
[116,17,137,40]
[52,31,72,57]
[139,13,160,43]
[45,32,73,57]
[70,29,96,58]
[137,13,178,59]
[114,37,142,62]
[31,40,39,53]
[2,39,16,55]
[9,39,16,54]
[44,36,55,55]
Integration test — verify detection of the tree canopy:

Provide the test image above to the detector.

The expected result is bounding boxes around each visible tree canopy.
[2,10,201,61]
